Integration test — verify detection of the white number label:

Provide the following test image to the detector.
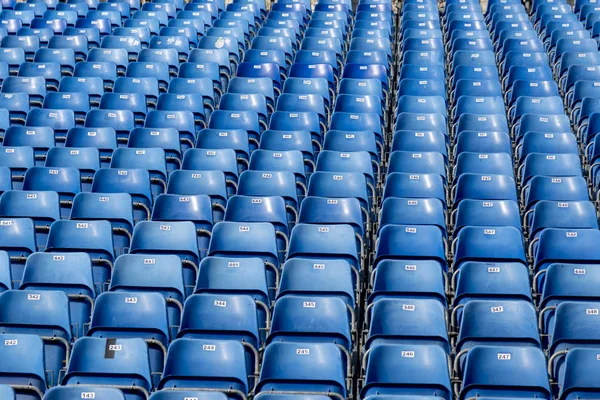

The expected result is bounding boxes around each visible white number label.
[497,353,511,360]
[401,351,415,358]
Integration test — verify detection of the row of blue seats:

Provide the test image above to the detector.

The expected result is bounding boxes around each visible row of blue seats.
[0,0,383,399]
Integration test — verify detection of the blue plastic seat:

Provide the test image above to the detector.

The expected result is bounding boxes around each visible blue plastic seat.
[46,219,114,292]
[145,110,196,151]
[18,252,93,337]
[87,291,169,386]
[177,292,263,364]
[152,193,212,257]
[365,298,449,352]
[383,172,447,208]
[70,192,134,253]
[182,148,238,195]
[519,131,578,163]
[158,338,250,399]
[237,170,299,223]
[45,146,99,191]
[556,348,600,400]
[0,333,47,399]
[453,173,518,205]
[188,48,231,91]
[361,344,451,400]
[454,262,532,309]
[109,253,185,326]
[454,226,526,271]
[101,35,141,62]
[1,75,44,108]
[379,197,446,236]
[257,342,347,400]
[458,346,550,400]
[299,196,365,239]
[91,168,152,222]
[523,176,589,213]
[167,169,227,222]
[0,168,10,195]
[65,127,117,166]
[129,220,200,295]
[48,34,87,62]
[110,147,167,196]
[0,190,59,248]
[269,111,323,147]
[87,47,128,76]
[1,35,39,61]
[73,61,117,93]
[63,337,152,400]
[43,387,125,400]
[520,153,582,187]
[22,166,80,217]
[279,257,356,306]
[0,290,72,387]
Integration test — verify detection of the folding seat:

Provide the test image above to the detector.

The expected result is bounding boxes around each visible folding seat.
[24,111,75,146]
[0,217,36,286]
[195,128,249,169]
[278,256,355,308]
[15,2,48,17]
[142,1,176,18]
[527,201,598,241]
[98,93,147,128]
[288,223,363,280]
[0,290,73,387]
[379,196,446,237]
[16,26,52,47]
[17,62,60,95]
[129,220,200,294]
[84,109,134,144]
[33,47,76,76]
[113,77,160,111]
[44,147,100,191]
[88,291,169,387]
[0,333,48,399]
[450,65,500,93]
[127,128,180,170]
[137,48,180,78]
[1,76,45,108]
[0,146,35,190]
[0,93,29,127]
[208,221,280,294]
[46,219,115,292]
[150,35,190,64]
[185,2,219,21]
[87,9,122,28]
[394,113,447,138]
[110,147,167,196]
[383,171,447,208]
[510,97,564,125]
[454,152,513,179]
[453,226,526,274]
[364,297,449,352]
[43,92,90,128]
[453,173,518,206]
[520,153,582,187]
[65,127,118,167]
[289,63,336,100]
[257,342,348,400]
[166,169,227,222]
[316,150,377,192]
[168,17,206,41]
[70,192,134,254]
[158,338,251,398]
[225,195,290,258]
[0,190,59,248]
[457,346,550,399]
[187,49,231,93]
[22,166,80,218]
[123,17,161,37]
[0,10,36,25]
[86,47,129,76]
[73,61,118,94]
[63,337,152,400]
[360,344,451,400]
[396,79,444,104]
[391,130,448,159]
[44,387,126,400]
[555,52,600,87]
[453,300,540,367]
[56,2,89,17]
[217,93,268,133]
[453,259,532,309]
[143,111,196,154]
[1,35,39,62]
[396,96,446,121]
[156,93,207,134]
[74,17,111,38]
[324,130,380,164]
[237,62,283,97]
[100,35,142,63]
[113,26,151,48]
[160,26,197,48]
[518,132,578,164]
[453,199,521,235]
[91,168,152,222]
